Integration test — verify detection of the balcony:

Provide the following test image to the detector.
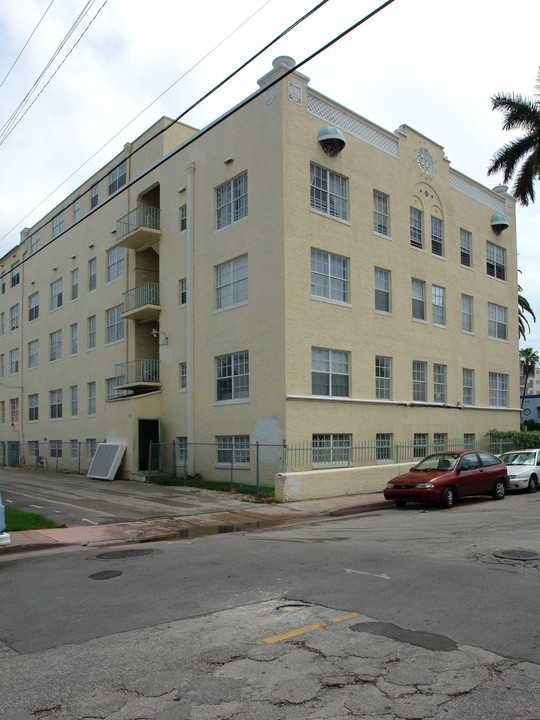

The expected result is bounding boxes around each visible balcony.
[115,359,160,394]
[116,205,161,250]
[121,282,161,321]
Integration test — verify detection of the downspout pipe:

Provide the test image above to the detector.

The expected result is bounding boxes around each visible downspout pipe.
[186,162,195,476]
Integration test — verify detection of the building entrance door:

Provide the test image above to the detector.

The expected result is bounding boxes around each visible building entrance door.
[138,419,160,471]
[7,442,19,467]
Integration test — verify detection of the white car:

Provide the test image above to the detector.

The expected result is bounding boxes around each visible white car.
[499,450,540,493]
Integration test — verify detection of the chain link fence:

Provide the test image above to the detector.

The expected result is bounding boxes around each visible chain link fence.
[0,440,105,474]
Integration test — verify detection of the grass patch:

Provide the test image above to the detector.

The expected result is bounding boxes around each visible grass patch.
[152,476,275,501]
[5,507,62,531]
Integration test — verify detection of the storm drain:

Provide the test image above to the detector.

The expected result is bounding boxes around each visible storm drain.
[89,570,123,580]
[493,549,540,561]
[94,548,158,561]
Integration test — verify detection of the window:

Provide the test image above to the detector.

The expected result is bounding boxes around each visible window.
[70,324,78,355]
[410,207,423,248]
[50,389,62,419]
[50,330,62,361]
[373,191,389,235]
[179,278,187,306]
[0,354,3,377]
[434,433,447,451]
[88,258,96,291]
[464,433,475,450]
[217,436,250,465]
[216,351,249,401]
[88,315,96,349]
[311,348,350,397]
[10,304,19,330]
[71,385,78,416]
[70,440,79,458]
[28,440,39,457]
[0,312,4,334]
[108,161,126,194]
[489,372,508,407]
[432,286,445,325]
[411,279,425,320]
[310,164,348,220]
[431,217,443,256]
[413,433,427,459]
[28,340,38,369]
[463,369,474,405]
[50,278,63,310]
[88,382,96,415]
[376,433,393,462]
[179,363,187,390]
[180,205,187,231]
[460,229,472,267]
[50,440,62,458]
[216,255,248,310]
[106,306,124,343]
[10,398,19,424]
[11,262,20,287]
[90,184,99,208]
[488,303,507,340]
[312,434,351,466]
[71,269,78,300]
[177,437,188,463]
[28,394,38,421]
[106,246,125,282]
[87,439,97,458]
[413,361,426,401]
[311,249,349,303]
[433,364,447,403]
[30,231,40,254]
[0,400,4,423]
[53,211,65,237]
[486,242,506,280]
[462,295,473,332]
[106,377,124,400]
[375,356,391,399]
[374,268,390,313]
[28,292,39,321]
[74,198,81,223]
[10,348,19,374]
[216,172,248,229]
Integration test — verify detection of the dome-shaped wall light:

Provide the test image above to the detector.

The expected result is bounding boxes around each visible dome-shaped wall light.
[491,213,509,235]
[318,126,346,157]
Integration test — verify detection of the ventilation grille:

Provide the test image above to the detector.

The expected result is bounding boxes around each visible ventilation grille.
[87,443,126,480]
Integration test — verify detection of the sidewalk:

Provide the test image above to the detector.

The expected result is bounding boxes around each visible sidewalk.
[1,491,388,555]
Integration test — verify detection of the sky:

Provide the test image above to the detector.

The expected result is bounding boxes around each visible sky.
[0,0,539,346]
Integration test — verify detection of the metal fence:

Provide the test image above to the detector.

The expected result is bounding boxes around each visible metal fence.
[146,441,285,490]
[283,437,518,472]
[0,440,105,474]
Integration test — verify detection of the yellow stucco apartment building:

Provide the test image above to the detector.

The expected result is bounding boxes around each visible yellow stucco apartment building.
[0,57,519,485]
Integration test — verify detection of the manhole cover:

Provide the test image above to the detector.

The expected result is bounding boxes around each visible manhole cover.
[493,549,540,561]
[89,570,123,580]
[94,548,157,560]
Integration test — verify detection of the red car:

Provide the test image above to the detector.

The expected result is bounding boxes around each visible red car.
[383,451,509,509]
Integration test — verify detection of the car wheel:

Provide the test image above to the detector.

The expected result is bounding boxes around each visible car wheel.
[527,475,538,493]
[492,479,506,500]
[394,500,406,508]
[440,486,456,509]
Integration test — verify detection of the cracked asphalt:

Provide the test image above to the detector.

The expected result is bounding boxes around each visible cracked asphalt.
[2,599,539,719]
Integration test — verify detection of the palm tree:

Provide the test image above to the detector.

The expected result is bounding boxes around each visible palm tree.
[488,67,540,206]
[520,347,539,408]
[519,285,536,340]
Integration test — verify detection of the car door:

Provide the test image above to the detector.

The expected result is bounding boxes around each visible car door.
[455,452,483,496]
[477,452,505,491]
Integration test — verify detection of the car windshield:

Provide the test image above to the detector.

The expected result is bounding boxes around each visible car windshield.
[502,452,536,466]
[413,454,459,472]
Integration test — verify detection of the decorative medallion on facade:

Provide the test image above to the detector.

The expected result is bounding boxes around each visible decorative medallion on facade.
[265,86,277,108]
[288,82,302,105]
[417,147,434,175]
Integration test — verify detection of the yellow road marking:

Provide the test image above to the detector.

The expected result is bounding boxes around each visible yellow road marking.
[257,612,359,645]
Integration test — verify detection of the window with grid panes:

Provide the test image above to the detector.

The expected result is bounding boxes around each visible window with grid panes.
[10,304,19,330]
[216,172,248,229]
[216,255,248,309]
[90,184,98,208]
[88,382,96,415]
[106,377,124,400]
[28,340,38,369]
[88,316,96,349]
[410,207,423,248]
[460,229,472,267]
[50,440,62,458]
[216,352,249,401]
[464,433,475,450]
[106,306,124,343]
[373,191,389,235]
[376,433,393,461]
[311,249,349,303]
[488,303,507,340]
[108,162,126,194]
[311,348,349,396]
[411,279,425,320]
[70,324,77,355]
[180,205,187,231]
[28,440,39,457]
[71,269,78,300]
[49,330,62,361]
[50,278,63,310]
[310,164,348,220]
[30,231,40,254]
[463,368,474,405]
[413,361,426,401]
[432,286,445,325]
[28,394,38,421]
[74,199,80,222]
[88,258,96,291]
[217,436,250,465]
[71,385,78,416]
[413,433,427,458]
[462,294,473,332]
[489,372,508,406]
[28,292,39,321]
[53,211,65,237]
[434,433,447,451]
[50,389,62,419]
[11,262,20,287]
[0,354,4,377]
[10,397,19,423]
[179,363,187,390]
[486,242,506,280]
[312,434,351,466]
[431,217,443,256]
[433,364,447,402]
[375,356,391,399]
[374,268,390,313]
[106,247,125,282]
[10,348,19,374]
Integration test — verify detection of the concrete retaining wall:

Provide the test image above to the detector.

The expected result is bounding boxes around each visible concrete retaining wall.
[275,462,414,502]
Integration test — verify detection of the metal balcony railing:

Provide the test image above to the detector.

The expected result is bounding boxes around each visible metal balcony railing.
[115,359,159,385]
[116,205,160,240]
[122,282,160,313]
